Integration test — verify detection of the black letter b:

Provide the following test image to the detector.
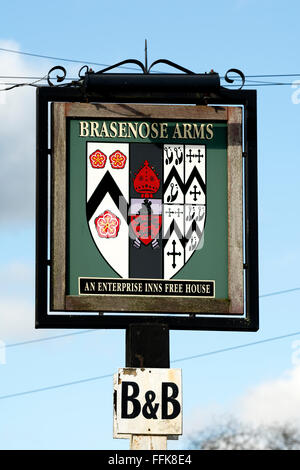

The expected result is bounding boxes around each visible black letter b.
[161,382,181,419]
[121,381,141,419]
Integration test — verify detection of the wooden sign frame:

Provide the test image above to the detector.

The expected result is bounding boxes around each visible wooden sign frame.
[35,81,258,331]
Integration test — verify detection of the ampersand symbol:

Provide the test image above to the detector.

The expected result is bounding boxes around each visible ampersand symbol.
[142,390,159,419]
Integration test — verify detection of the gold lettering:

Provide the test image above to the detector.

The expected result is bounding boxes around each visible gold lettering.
[118,122,128,138]
[183,123,193,139]
[79,121,89,137]
[138,122,150,139]
[109,121,118,138]
[160,122,168,139]
[172,123,183,139]
[99,122,109,138]
[90,122,100,137]
[128,122,138,139]
[206,123,214,140]
[150,122,159,139]
[192,123,205,140]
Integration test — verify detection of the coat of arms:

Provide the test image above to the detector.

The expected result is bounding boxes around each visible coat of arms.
[86,142,206,280]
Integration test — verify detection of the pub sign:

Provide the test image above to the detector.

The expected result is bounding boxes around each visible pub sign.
[51,103,244,318]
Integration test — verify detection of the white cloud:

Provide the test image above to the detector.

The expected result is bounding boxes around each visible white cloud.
[0,260,34,284]
[0,297,36,342]
[0,260,40,341]
[0,40,49,224]
[184,402,225,436]
[238,366,300,427]
[0,261,34,306]
[185,364,300,438]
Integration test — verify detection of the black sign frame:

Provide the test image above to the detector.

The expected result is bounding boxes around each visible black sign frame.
[35,72,258,331]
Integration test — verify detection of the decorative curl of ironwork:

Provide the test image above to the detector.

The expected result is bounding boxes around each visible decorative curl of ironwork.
[47,65,92,87]
[78,65,91,79]
[93,58,195,75]
[97,59,146,74]
[224,68,245,90]
[46,61,245,94]
[147,59,194,75]
[47,66,67,87]
[45,59,198,88]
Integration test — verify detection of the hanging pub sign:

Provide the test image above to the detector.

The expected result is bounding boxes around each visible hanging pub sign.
[35,67,258,331]
[52,104,242,314]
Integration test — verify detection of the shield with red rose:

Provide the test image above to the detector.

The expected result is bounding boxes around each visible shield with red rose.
[86,142,206,280]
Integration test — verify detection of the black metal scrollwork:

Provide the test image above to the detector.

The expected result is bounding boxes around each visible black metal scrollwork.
[47,66,67,87]
[46,60,245,93]
[93,58,195,75]
[147,59,195,75]
[224,68,245,90]
[97,59,146,74]
[78,65,90,79]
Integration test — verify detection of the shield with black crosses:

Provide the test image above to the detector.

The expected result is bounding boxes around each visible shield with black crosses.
[163,144,206,279]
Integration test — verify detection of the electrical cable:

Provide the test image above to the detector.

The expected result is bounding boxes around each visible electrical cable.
[171,330,300,364]
[1,46,300,81]
[1,329,300,401]
[5,329,98,349]
[3,287,299,350]
[0,79,298,91]
[1,43,300,90]
[0,374,113,401]
[259,287,300,298]
[0,47,141,71]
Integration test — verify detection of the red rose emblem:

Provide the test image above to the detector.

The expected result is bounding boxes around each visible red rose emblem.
[95,210,120,238]
[109,150,127,169]
[89,150,107,168]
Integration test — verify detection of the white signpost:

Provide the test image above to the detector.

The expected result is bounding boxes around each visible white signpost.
[113,368,182,449]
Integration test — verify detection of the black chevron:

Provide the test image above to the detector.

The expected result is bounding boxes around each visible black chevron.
[185,220,203,240]
[163,218,203,249]
[163,166,206,196]
[163,166,185,195]
[163,219,186,249]
[185,167,206,195]
[86,171,129,223]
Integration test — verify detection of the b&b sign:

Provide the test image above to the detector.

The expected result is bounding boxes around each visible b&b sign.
[113,368,182,437]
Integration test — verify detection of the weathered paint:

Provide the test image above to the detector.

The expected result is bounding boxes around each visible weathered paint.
[114,368,182,437]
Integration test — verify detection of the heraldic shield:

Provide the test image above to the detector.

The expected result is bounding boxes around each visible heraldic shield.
[86,142,206,280]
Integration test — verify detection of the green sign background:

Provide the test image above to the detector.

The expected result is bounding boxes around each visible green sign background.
[67,119,228,299]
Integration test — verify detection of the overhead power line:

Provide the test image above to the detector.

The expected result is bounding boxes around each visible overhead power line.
[0,47,140,71]
[5,329,98,349]
[1,329,300,401]
[1,74,300,83]
[171,330,300,363]
[259,287,300,298]
[2,73,300,81]
[2,287,299,351]
[1,47,300,84]
[1,79,298,91]
[0,373,113,401]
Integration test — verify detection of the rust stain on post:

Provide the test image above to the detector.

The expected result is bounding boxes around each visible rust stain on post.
[123,368,137,376]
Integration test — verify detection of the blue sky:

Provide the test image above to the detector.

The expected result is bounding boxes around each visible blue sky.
[0,0,300,450]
